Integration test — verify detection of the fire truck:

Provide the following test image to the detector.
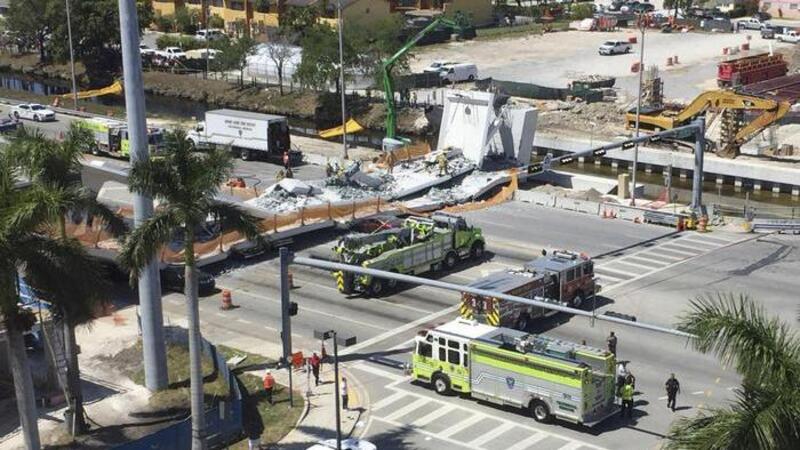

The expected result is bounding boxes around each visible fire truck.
[461,250,597,329]
[411,318,617,426]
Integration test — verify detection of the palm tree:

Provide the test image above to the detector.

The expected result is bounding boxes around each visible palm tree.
[119,129,264,450]
[9,125,128,435]
[667,293,800,450]
[1,152,110,450]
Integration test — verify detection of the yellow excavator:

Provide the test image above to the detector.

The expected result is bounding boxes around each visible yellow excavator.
[625,89,791,157]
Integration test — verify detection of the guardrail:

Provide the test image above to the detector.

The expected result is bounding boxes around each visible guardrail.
[751,218,800,233]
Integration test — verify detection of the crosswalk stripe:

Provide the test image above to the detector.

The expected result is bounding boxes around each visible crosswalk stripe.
[604,260,651,273]
[663,242,703,253]
[371,392,406,411]
[686,234,734,245]
[678,237,723,248]
[649,246,696,257]
[642,250,684,261]
[439,413,485,439]
[383,397,430,422]
[595,266,638,278]
[557,442,587,450]
[621,256,669,267]
[469,422,516,448]
[410,404,456,427]
[505,432,549,450]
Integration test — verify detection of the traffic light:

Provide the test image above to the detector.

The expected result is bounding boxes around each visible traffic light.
[289,301,298,316]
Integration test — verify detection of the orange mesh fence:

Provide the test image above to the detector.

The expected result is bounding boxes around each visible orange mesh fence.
[376,142,432,168]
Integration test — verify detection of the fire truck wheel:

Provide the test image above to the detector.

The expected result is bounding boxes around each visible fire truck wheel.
[444,251,458,269]
[240,149,251,161]
[369,278,385,296]
[530,400,552,423]
[573,293,585,309]
[470,241,485,259]
[432,373,451,395]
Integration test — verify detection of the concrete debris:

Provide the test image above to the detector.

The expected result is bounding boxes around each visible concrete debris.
[537,101,624,136]
[533,184,611,202]
[275,178,319,196]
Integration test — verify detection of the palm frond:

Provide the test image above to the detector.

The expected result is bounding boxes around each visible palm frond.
[7,184,73,233]
[118,208,183,282]
[678,293,800,386]
[207,201,265,244]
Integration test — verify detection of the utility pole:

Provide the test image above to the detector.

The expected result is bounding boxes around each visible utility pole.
[203,0,209,79]
[279,247,293,406]
[65,0,78,110]
[337,0,348,160]
[118,0,168,390]
[631,16,646,206]
[332,331,341,450]
[692,117,705,211]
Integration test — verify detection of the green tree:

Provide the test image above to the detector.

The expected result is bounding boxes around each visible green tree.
[294,23,352,91]
[119,130,264,450]
[667,293,800,449]
[174,6,200,34]
[1,149,111,450]
[348,15,407,85]
[279,5,321,39]
[8,125,127,436]
[214,35,257,86]
[208,14,225,30]
[6,0,56,61]
[570,3,594,21]
[265,31,294,95]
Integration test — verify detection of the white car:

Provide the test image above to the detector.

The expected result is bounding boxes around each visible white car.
[307,439,376,450]
[777,30,800,43]
[139,43,155,56]
[13,104,56,122]
[738,17,770,30]
[160,47,186,60]
[195,28,225,41]
[599,40,632,55]
[439,63,478,82]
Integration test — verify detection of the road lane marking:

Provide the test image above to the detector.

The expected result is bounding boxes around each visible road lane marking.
[469,422,516,448]
[505,432,548,450]
[692,391,704,395]
[382,398,429,422]
[371,391,406,411]
[621,256,669,268]
[678,238,723,248]
[641,250,684,261]
[594,266,638,278]
[604,260,652,273]
[340,305,458,356]
[658,396,668,400]
[439,414,484,439]
[411,404,456,427]
[662,242,703,253]
[557,442,586,450]
[218,286,389,332]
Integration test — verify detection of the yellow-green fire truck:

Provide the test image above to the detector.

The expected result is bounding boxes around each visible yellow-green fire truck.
[412,318,617,426]
[78,117,165,158]
[333,213,485,296]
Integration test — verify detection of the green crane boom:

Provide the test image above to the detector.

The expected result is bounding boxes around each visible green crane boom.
[382,17,460,140]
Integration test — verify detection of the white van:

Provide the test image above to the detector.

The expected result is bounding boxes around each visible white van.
[439,63,478,82]
[195,28,225,41]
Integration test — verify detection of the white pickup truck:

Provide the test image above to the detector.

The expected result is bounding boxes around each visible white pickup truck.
[777,29,800,43]
[155,47,186,60]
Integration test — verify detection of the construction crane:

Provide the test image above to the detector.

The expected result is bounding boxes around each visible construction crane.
[382,17,461,140]
[625,89,791,157]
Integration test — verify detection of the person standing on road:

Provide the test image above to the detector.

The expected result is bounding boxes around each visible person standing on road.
[263,370,275,405]
[310,352,321,386]
[665,373,681,411]
[282,151,290,170]
[620,381,634,419]
[341,376,349,411]
[607,331,617,356]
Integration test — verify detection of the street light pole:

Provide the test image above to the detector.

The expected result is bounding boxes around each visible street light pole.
[65,0,78,110]
[203,0,209,79]
[337,0,348,160]
[117,0,168,391]
[332,330,342,450]
[631,17,646,206]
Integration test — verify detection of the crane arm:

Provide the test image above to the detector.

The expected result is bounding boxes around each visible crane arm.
[734,99,791,144]
[674,90,784,123]
[382,17,461,140]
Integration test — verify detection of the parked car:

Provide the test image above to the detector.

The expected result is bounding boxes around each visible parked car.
[599,40,632,55]
[777,29,800,43]
[761,25,787,39]
[307,439,376,450]
[620,1,639,13]
[423,60,457,73]
[607,1,624,12]
[139,43,155,56]
[632,3,654,13]
[12,103,56,122]
[195,28,225,41]
[738,17,770,30]
[158,46,187,60]
[439,63,478,82]
[161,266,216,296]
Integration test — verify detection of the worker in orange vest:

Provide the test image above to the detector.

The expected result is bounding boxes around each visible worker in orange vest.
[263,370,275,405]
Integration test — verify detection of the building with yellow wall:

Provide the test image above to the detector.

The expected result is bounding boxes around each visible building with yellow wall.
[151,0,493,31]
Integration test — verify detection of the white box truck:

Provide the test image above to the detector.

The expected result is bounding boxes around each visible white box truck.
[187,109,300,164]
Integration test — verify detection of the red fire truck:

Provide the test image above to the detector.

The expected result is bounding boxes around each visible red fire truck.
[461,250,598,330]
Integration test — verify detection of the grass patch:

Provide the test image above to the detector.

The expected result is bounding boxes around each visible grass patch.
[475,22,570,41]
[217,344,273,370]
[229,373,304,449]
[118,339,230,411]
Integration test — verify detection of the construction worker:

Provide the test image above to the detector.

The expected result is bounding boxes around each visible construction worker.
[325,161,334,178]
[665,373,681,411]
[607,331,617,356]
[620,381,634,418]
[263,370,275,405]
[282,151,290,170]
[437,152,448,176]
[616,361,630,395]
[275,169,285,182]
[341,376,349,411]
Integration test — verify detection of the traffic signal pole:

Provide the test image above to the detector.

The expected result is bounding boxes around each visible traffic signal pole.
[279,247,293,406]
